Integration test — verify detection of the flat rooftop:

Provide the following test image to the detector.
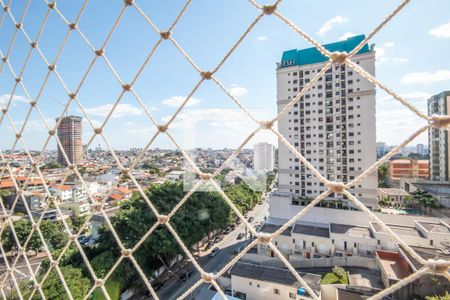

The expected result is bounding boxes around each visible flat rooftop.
[378,188,409,196]
[292,223,330,238]
[331,223,374,239]
[417,221,450,234]
[375,250,411,281]
[372,223,424,238]
[260,223,292,236]
[230,261,321,295]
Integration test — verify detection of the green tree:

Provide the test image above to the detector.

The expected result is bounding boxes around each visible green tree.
[378,163,389,188]
[40,266,91,300]
[426,291,450,300]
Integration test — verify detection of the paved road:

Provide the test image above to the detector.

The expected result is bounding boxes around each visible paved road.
[157,200,269,300]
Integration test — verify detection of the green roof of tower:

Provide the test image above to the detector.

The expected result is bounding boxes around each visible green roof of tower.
[279,35,372,68]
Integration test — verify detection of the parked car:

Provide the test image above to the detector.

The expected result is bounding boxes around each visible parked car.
[180,268,194,281]
[224,288,233,296]
[237,232,245,240]
[205,241,213,250]
[223,227,232,234]
[209,247,220,257]
[236,219,242,225]
[231,223,237,230]
[214,236,222,243]
[248,216,254,222]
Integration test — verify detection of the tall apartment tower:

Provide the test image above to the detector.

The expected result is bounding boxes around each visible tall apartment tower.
[56,116,83,165]
[254,142,275,173]
[274,35,378,211]
[428,91,450,181]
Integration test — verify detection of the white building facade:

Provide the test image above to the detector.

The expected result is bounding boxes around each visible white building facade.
[275,34,378,210]
[428,91,450,182]
[253,142,275,173]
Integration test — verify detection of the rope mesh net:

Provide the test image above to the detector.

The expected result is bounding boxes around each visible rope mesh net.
[0,0,448,299]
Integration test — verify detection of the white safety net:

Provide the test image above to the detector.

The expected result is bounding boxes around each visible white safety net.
[0,0,449,299]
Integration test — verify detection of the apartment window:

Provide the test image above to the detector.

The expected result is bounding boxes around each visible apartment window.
[257,284,260,288]
[289,292,296,299]
[430,240,434,246]
[377,240,380,245]
[274,288,280,295]
[293,239,295,244]
[249,281,252,286]
[312,242,315,247]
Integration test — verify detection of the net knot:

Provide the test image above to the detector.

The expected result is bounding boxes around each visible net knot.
[257,232,272,244]
[69,234,77,241]
[259,120,273,130]
[95,49,104,56]
[15,133,22,139]
[94,127,103,134]
[6,267,12,273]
[69,92,76,99]
[430,115,450,129]
[18,246,25,253]
[30,100,37,107]
[160,31,171,39]
[201,71,213,80]
[262,4,277,15]
[326,181,345,193]
[48,64,56,71]
[69,23,77,30]
[1,56,7,62]
[2,108,7,114]
[124,0,134,5]
[427,259,449,273]
[15,77,22,83]
[201,272,214,283]
[95,279,104,287]
[68,164,76,170]
[15,23,22,29]
[200,173,212,180]
[157,124,168,133]
[122,83,131,91]
[48,2,56,9]
[330,51,348,64]
[30,42,38,48]
[121,248,132,257]
[50,260,58,267]
[34,283,41,290]
[48,129,55,136]
[31,223,38,229]
[158,214,169,224]
[121,167,130,175]
[3,6,8,12]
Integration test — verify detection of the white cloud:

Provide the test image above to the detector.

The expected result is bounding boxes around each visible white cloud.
[0,94,28,106]
[429,22,450,38]
[161,96,202,107]
[338,32,354,41]
[401,70,450,84]
[125,121,134,126]
[82,118,102,128]
[228,84,248,98]
[382,42,395,48]
[392,57,408,63]
[317,16,348,36]
[85,103,142,118]
[257,36,268,41]
[378,92,431,104]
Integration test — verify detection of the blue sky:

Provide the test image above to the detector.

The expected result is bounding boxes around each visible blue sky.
[1,0,450,151]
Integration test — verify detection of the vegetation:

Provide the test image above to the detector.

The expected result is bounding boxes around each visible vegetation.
[92,279,123,300]
[378,163,389,188]
[142,160,163,176]
[42,161,63,169]
[426,292,450,300]
[321,266,349,284]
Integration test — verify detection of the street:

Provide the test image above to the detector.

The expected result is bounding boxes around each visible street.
[156,199,269,300]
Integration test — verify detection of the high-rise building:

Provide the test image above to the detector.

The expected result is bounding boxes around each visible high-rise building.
[376,142,387,157]
[274,35,377,210]
[428,91,450,181]
[56,116,83,165]
[253,142,275,173]
[416,143,425,155]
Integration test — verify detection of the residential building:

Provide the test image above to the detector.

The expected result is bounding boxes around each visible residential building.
[416,143,425,155]
[56,116,83,165]
[229,261,321,300]
[378,188,409,208]
[388,159,429,181]
[253,142,275,173]
[4,192,43,213]
[376,142,387,157]
[274,34,377,210]
[428,91,450,181]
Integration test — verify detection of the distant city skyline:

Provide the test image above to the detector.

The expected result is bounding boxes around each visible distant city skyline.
[0,1,449,151]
